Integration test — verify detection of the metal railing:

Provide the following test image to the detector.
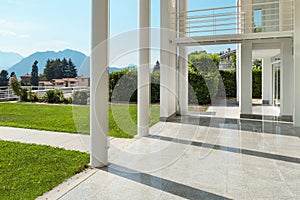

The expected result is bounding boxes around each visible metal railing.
[0,86,90,101]
[0,87,18,101]
[175,0,294,37]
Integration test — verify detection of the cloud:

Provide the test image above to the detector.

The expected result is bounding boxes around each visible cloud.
[0,30,17,37]
[19,34,30,38]
[0,29,30,39]
[0,19,7,25]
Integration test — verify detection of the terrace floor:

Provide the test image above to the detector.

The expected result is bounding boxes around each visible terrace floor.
[1,105,299,199]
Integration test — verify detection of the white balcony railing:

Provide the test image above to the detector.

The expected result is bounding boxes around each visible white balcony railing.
[175,0,294,37]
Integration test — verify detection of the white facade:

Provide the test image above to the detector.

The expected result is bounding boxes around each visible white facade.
[90,0,298,167]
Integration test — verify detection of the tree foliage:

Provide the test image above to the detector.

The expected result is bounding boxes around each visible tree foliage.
[44,58,77,80]
[188,52,220,104]
[209,53,220,67]
[153,60,160,72]
[0,70,9,86]
[30,60,39,86]
[9,73,21,96]
[253,59,262,69]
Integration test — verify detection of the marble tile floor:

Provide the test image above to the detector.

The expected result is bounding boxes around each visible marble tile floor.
[1,114,300,199]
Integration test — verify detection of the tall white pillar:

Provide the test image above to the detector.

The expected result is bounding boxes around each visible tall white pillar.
[137,0,150,137]
[160,0,177,120]
[237,44,242,102]
[178,0,188,115]
[240,42,253,115]
[262,57,272,105]
[90,0,109,167]
[294,0,300,126]
[280,39,293,117]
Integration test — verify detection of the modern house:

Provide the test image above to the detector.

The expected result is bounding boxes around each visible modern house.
[38,76,90,87]
[90,0,299,168]
[219,48,237,70]
[20,74,32,85]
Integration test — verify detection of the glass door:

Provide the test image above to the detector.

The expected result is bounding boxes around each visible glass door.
[272,61,280,109]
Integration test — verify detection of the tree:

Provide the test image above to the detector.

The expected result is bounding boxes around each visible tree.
[0,70,9,86]
[9,72,21,96]
[230,54,237,68]
[68,59,77,78]
[188,52,220,101]
[153,60,160,72]
[253,59,262,69]
[209,54,220,67]
[30,60,39,86]
[39,73,48,81]
[44,58,77,80]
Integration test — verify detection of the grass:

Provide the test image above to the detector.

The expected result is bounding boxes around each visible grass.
[0,140,89,200]
[0,102,160,138]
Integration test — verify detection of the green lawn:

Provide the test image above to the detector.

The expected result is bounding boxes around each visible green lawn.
[0,140,89,200]
[0,102,160,138]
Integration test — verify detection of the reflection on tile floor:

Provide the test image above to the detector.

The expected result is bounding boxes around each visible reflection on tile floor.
[61,115,300,200]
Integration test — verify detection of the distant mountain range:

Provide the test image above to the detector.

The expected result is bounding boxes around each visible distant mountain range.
[0,49,138,77]
[7,49,90,77]
[0,51,23,70]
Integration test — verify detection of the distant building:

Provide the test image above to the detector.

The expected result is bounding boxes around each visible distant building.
[38,81,53,87]
[38,76,90,87]
[76,76,90,87]
[20,74,32,85]
[219,48,236,70]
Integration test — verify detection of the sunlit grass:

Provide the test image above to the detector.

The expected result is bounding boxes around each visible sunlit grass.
[0,102,160,138]
[0,140,89,200]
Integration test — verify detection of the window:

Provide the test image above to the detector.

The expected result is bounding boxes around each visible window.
[254,9,262,32]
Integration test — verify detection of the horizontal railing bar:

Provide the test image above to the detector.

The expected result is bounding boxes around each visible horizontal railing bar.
[185,22,238,30]
[174,0,293,15]
[172,5,240,14]
[176,17,239,25]
[186,28,242,34]
[186,12,241,20]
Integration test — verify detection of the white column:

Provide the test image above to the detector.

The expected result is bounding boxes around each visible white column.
[178,0,188,115]
[294,0,300,126]
[90,0,109,167]
[280,39,293,117]
[160,0,177,120]
[262,57,272,105]
[138,0,150,137]
[237,44,242,102]
[240,41,253,115]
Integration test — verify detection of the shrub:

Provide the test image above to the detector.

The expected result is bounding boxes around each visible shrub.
[252,68,262,98]
[151,71,160,103]
[218,70,236,97]
[110,69,137,103]
[73,90,89,105]
[29,93,39,102]
[188,53,220,105]
[45,90,64,103]
[20,88,29,102]
[63,97,73,104]
[9,75,21,96]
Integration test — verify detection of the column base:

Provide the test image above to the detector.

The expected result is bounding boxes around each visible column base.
[160,112,177,122]
[262,100,270,105]
[240,114,293,122]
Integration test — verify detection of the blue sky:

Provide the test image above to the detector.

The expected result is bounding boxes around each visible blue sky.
[0,0,236,67]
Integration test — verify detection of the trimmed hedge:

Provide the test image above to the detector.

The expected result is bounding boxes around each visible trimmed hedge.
[218,70,236,97]
[109,68,263,105]
[252,68,262,98]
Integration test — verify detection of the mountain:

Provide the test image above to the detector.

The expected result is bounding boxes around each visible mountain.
[8,49,90,77]
[109,64,137,73]
[0,51,23,70]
